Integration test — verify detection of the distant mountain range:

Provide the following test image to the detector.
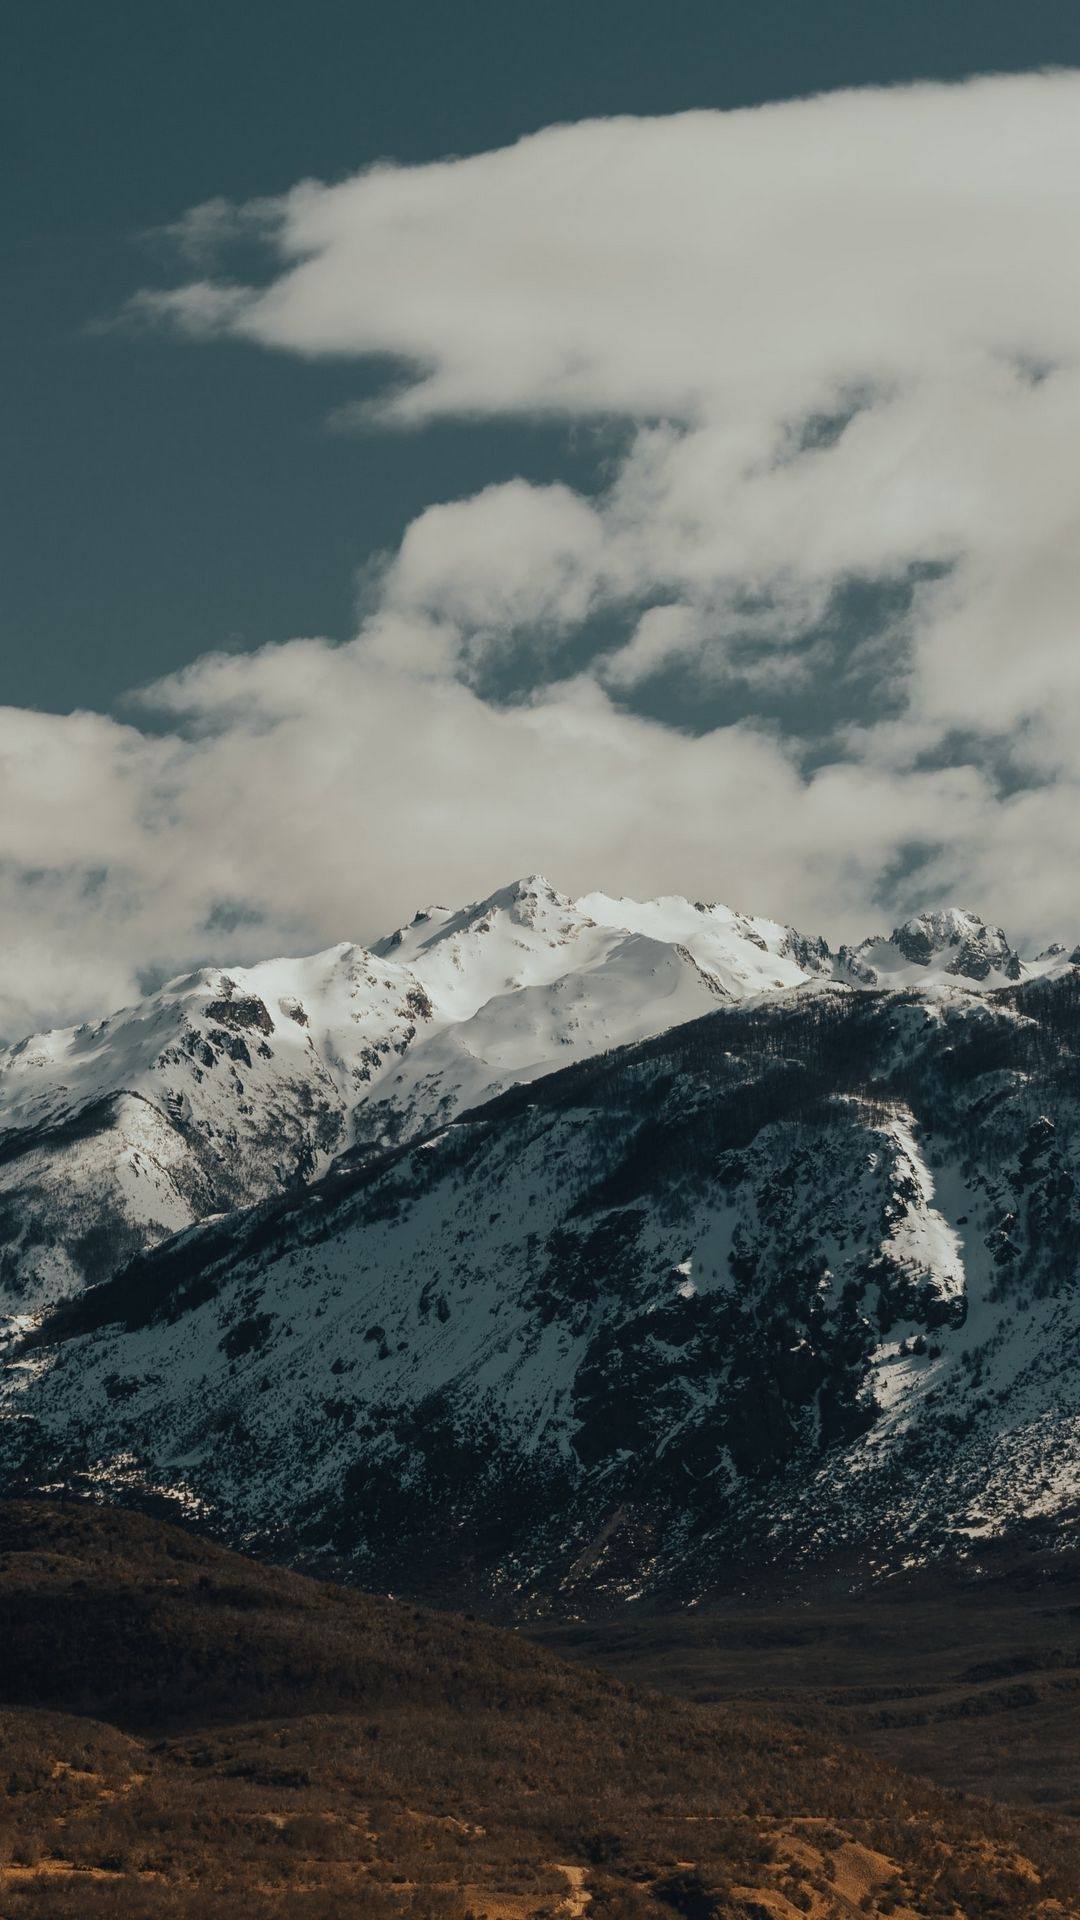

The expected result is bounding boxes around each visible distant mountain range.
[2,877,1079,1608]
[0,877,1057,1314]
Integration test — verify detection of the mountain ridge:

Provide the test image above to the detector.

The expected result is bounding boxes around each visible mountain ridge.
[0,876,1069,1316]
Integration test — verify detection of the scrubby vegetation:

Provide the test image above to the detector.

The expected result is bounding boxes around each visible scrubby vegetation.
[0,1501,1075,1917]
[537,1540,1080,1820]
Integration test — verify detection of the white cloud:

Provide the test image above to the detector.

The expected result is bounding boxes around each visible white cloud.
[8,74,1080,1034]
[0,686,889,1014]
[374,479,610,676]
[140,76,1080,746]
[602,605,703,689]
[4,626,1074,1042]
[146,76,1080,421]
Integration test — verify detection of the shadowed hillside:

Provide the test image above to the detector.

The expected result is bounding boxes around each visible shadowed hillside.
[535,1544,1080,1820]
[0,1500,1077,1917]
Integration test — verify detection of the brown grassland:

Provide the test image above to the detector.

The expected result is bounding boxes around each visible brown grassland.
[0,1501,1075,1919]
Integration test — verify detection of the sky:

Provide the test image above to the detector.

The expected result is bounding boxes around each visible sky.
[6,1,1080,1034]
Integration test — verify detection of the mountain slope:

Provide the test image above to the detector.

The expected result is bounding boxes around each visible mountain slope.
[0,943,433,1313]
[6,970,1080,1608]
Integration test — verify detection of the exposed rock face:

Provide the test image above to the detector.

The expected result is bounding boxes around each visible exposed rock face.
[836,909,1025,988]
[889,910,1022,982]
[202,993,276,1035]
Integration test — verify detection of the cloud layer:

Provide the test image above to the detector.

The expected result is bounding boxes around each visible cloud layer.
[8,72,1080,1034]
[143,76,1080,421]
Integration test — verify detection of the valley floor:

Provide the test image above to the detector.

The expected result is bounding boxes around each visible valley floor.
[533,1544,1080,1819]
[0,1500,1076,1919]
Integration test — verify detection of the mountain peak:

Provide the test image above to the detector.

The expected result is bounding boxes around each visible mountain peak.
[889,909,1021,982]
[475,873,571,917]
[837,907,1023,987]
[373,876,571,961]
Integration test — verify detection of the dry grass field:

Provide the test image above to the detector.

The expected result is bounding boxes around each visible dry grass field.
[0,1502,1075,1918]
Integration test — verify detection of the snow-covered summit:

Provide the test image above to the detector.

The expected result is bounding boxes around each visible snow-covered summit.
[372,874,824,1025]
[836,909,1027,989]
[0,938,437,1312]
[0,876,1073,1313]
[0,942,429,1136]
[0,873,829,1311]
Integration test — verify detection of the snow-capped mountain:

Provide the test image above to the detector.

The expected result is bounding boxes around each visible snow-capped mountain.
[0,943,432,1312]
[4,955,1080,1608]
[835,908,1024,988]
[358,878,834,1145]
[0,877,836,1312]
[0,877,1070,1320]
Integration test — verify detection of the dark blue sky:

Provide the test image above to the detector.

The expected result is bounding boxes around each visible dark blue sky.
[8,0,1080,714]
